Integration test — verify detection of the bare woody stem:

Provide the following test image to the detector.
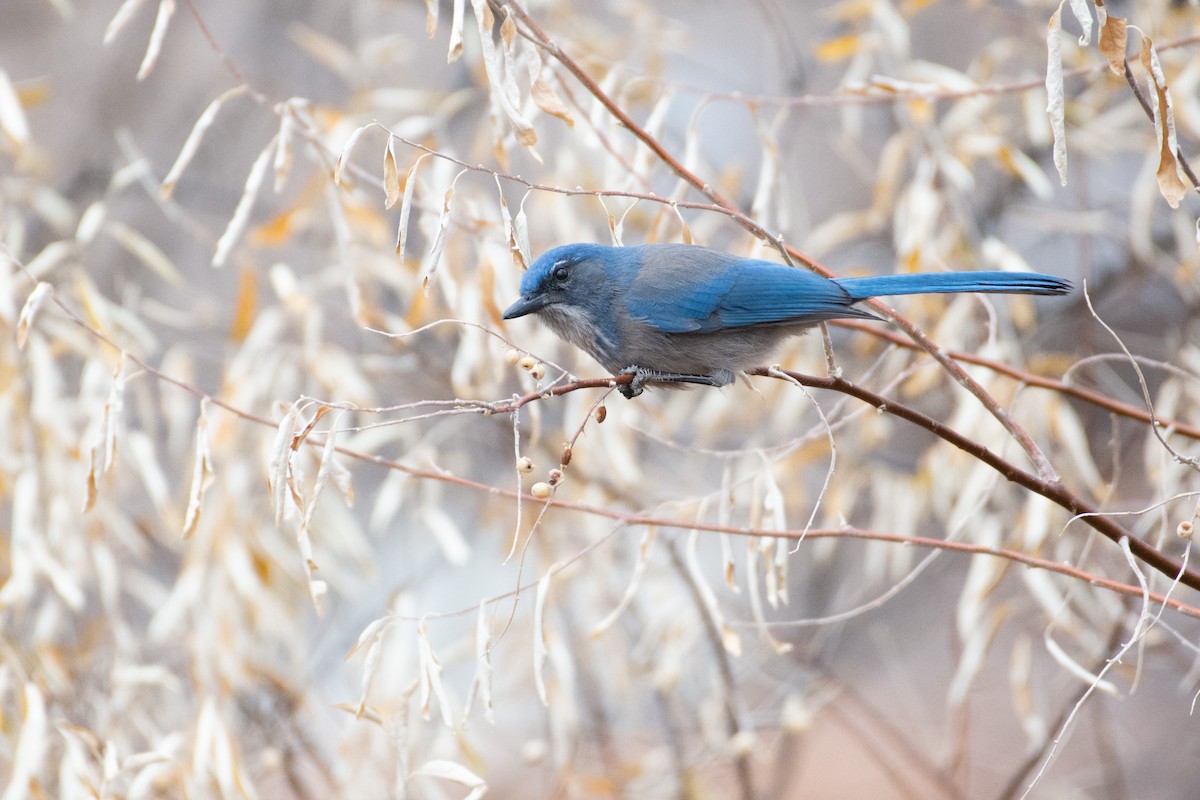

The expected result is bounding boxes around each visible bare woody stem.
[498,0,1060,482]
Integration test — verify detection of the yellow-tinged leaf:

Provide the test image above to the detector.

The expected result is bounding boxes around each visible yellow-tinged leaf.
[251,207,299,246]
[500,12,517,50]
[814,34,862,63]
[383,136,401,209]
[16,81,50,107]
[228,266,258,342]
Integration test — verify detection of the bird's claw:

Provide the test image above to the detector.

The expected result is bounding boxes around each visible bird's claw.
[616,366,723,398]
[617,367,648,399]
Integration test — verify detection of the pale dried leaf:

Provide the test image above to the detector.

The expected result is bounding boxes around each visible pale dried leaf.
[396,153,428,259]
[269,404,300,528]
[421,170,466,291]
[1140,35,1188,208]
[533,570,552,705]
[161,86,248,199]
[75,201,107,245]
[104,221,182,284]
[6,684,48,800]
[383,136,401,209]
[16,282,51,350]
[686,530,741,656]
[421,504,470,566]
[1045,6,1068,186]
[424,0,438,37]
[0,68,30,148]
[417,620,454,727]
[947,610,1001,706]
[745,539,792,654]
[103,0,149,44]
[1010,635,1048,747]
[411,760,487,800]
[671,203,693,245]
[334,123,374,187]
[470,0,536,146]
[465,601,495,724]
[101,353,126,473]
[136,0,176,82]
[1045,634,1119,695]
[531,70,573,127]
[273,105,295,192]
[590,528,654,637]
[212,136,277,267]
[1066,0,1092,46]
[447,0,465,63]
[181,404,214,539]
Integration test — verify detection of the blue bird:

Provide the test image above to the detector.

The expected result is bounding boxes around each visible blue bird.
[502,243,1071,398]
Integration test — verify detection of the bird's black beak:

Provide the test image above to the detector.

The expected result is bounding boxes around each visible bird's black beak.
[502,293,547,320]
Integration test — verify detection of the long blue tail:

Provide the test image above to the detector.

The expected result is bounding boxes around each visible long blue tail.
[835,271,1071,302]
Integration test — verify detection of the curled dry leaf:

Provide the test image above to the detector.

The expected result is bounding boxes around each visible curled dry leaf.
[1045,5,1067,186]
[411,760,487,800]
[464,601,495,724]
[0,68,30,148]
[396,153,428,259]
[136,0,176,82]
[16,281,52,350]
[1096,1,1127,76]
[531,70,573,127]
[334,123,373,188]
[182,403,215,539]
[212,136,277,267]
[533,570,552,706]
[1140,35,1188,208]
[424,0,438,38]
[470,0,537,146]
[383,136,401,209]
[161,86,248,199]
[447,0,465,63]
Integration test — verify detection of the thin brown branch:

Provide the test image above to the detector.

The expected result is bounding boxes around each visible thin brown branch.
[834,319,1200,441]
[1123,58,1200,193]
[747,368,1200,591]
[500,0,1060,484]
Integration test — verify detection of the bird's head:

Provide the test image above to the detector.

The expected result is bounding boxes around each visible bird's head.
[502,243,633,366]
[502,243,620,323]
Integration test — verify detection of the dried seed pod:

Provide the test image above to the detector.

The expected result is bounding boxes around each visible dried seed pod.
[516,456,534,472]
[518,355,536,371]
[547,468,563,486]
[560,447,572,467]
[530,363,545,380]
[595,405,606,424]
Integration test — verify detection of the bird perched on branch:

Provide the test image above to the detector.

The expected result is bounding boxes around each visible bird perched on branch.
[502,243,1071,398]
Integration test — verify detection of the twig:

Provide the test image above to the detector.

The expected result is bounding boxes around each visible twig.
[499,0,1060,484]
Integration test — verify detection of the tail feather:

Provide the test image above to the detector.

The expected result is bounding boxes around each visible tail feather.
[835,271,1071,302]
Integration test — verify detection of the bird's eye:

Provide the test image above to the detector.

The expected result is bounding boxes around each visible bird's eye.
[552,265,569,282]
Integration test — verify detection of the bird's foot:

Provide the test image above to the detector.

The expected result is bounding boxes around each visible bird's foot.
[616,366,724,399]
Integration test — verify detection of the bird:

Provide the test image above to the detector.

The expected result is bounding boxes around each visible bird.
[502,243,1071,398]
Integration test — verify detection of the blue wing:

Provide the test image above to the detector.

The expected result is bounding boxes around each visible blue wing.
[625,245,864,333]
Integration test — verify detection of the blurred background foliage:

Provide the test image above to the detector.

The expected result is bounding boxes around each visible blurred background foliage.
[2,0,1200,797]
